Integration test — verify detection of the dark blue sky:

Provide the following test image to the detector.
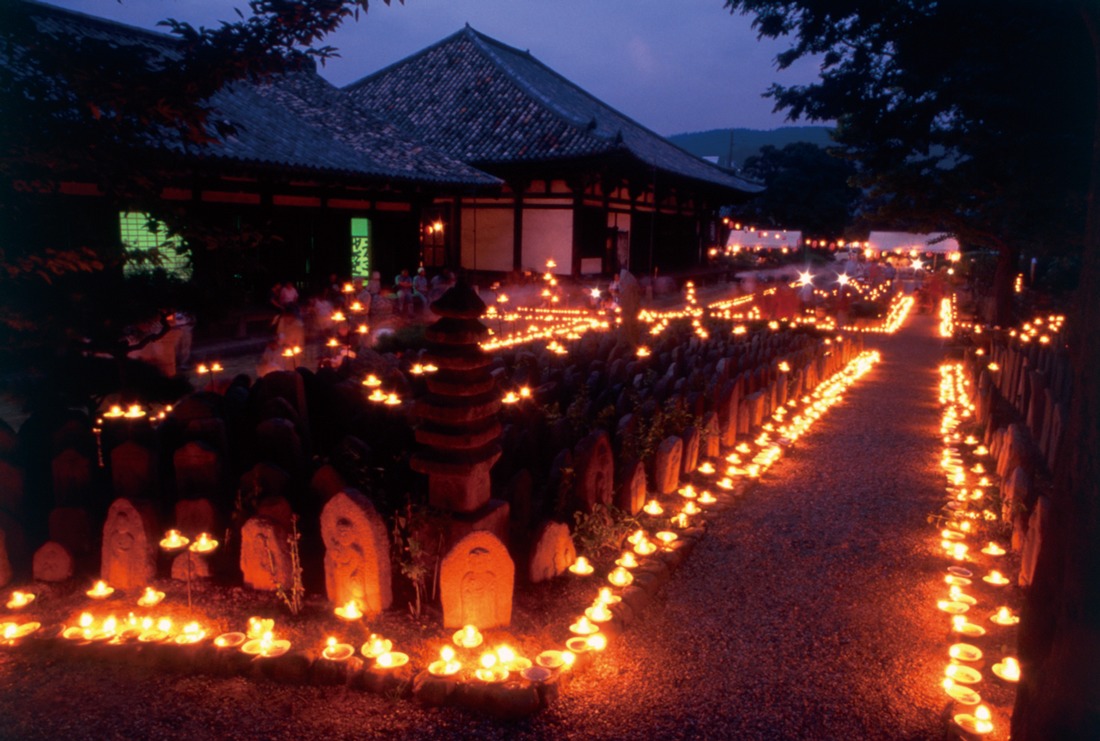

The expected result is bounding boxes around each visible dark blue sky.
[47,0,823,136]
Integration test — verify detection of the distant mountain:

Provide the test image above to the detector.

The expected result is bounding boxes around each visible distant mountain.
[669,127,834,169]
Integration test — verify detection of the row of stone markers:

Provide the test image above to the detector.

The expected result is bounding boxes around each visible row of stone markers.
[934,362,1022,739]
[0,319,868,612]
[957,313,1066,590]
[0,345,884,720]
[0,279,904,720]
[0,325,859,596]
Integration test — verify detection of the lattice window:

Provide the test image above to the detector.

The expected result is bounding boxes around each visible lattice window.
[351,217,372,278]
[119,212,191,279]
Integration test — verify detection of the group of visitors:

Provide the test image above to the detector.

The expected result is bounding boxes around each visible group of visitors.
[257,266,457,376]
[393,266,455,316]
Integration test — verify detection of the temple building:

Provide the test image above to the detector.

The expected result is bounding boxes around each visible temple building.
[2,1,498,301]
[345,26,759,277]
[5,2,758,296]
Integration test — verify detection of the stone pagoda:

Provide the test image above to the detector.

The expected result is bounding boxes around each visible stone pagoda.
[410,282,508,540]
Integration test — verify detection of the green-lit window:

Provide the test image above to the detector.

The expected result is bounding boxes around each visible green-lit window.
[351,217,372,277]
[119,212,191,279]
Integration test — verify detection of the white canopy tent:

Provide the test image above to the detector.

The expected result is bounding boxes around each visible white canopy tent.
[867,231,959,255]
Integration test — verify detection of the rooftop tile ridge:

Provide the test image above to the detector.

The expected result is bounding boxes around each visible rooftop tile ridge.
[462,25,618,145]
[342,25,472,91]
[460,26,760,189]
[19,0,181,49]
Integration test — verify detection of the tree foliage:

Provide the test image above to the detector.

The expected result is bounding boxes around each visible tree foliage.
[726,0,1095,321]
[0,0,391,405]
[739,141,859,236]
[727,3,1100,736]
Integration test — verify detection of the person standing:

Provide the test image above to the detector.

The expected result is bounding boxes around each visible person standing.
[394,269,414,316]
[412,267,429,311]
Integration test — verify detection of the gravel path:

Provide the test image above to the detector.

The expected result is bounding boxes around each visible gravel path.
[525,313,955,740]
[0,315,963,741]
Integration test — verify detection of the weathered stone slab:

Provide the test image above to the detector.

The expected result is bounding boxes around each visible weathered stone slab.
[1020,496,1050,587]
[309,464,348,504]
[52,447,95,507]
[680,426,699,476]
[573,430,614,512]
[173,441,222,500]
[172,550,213,580]
[240,516,292,591]
[174,498,218,539]
[320,490,392,615]
[1001,466,1029,525]
[32,540,73,582]
[110,440,157,501]
[701,412,720,459]
[255,418,304,476]
[653,436,682,495]
[49,506,93,556]
[101,498,158,591]
[615,459,647,516]
[440,530,513,629]
[527,520,576,584]
[239,462,292,509]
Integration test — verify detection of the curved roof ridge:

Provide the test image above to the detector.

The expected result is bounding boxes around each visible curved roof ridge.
[462,26,600,135]
[461,26,758,189]
[344,25,472,91]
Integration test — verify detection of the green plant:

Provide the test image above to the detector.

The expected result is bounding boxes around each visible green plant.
[391,503,435,618]
[573,504,638,557]
[266,515,305,616]
[621,398,697,464]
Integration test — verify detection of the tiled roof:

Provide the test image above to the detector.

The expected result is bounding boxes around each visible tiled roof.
[9,1,499,188]
[197,75,500,186]
[345,26,760,194]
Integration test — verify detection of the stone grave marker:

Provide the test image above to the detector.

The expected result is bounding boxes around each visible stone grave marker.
[51,447,95,507]
[440,530,513,629]
[504,469,534,533]
[101,498,158,590]
[110,440,158,501]
[321,490,392,614]
[616,459,647,516]
[174,498,218,538]
[1020,496,1050,587]
[32,541,73,582]
[527,520,576,583]
[256,495,295,531]
[701,412,721,459]
[239,462,292,509]
[173,441,223,501]
[680,426,700,475]
[254,417,304,477]
[653,436,683,495]
[240,516,292,591]
[172,551,213,581]
[573,430,614,512]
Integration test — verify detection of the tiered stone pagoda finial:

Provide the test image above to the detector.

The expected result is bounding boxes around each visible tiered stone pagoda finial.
[410,282,502,514]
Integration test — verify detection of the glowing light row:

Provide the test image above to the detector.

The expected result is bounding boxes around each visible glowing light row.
[939,296,956,338]
[933,363,1023,737]
[557,345,884,691]
[841,293,915,334]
